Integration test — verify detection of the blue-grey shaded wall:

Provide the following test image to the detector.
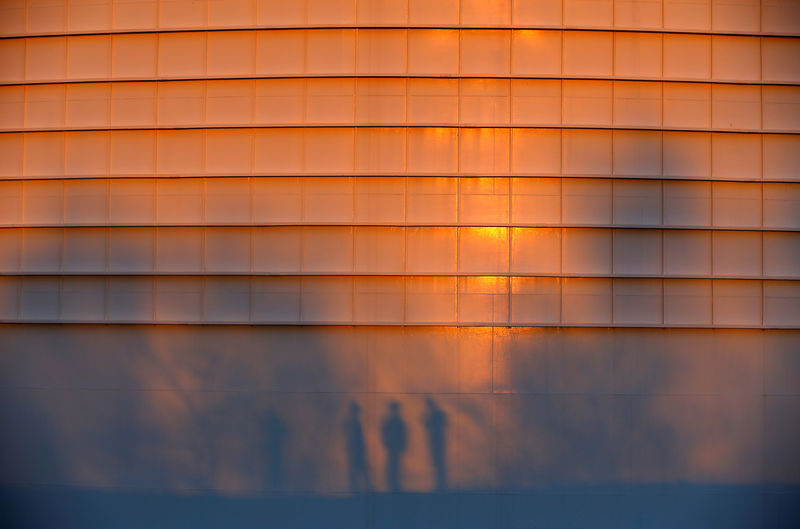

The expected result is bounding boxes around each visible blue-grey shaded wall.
[1,324,798,528]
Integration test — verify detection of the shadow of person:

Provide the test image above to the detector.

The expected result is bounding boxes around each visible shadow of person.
[423,397,448,491]
[381,400,407,492]
[264,410,287,492]
[343,401,370,493]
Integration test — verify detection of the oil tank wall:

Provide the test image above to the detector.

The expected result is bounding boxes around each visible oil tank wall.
[1,1,799,528]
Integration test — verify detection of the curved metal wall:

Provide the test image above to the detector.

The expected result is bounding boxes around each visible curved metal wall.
[1,1,799,528]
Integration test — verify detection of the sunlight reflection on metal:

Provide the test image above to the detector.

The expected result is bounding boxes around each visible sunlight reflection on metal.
[1,2,799,528]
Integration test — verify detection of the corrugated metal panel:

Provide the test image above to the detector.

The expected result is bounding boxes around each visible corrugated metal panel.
[1,1,799,527]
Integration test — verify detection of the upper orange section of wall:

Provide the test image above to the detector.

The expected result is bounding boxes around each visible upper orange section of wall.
[2,0,799,36]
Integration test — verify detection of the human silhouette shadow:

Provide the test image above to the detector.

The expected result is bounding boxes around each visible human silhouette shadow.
[380,401,407,492]
[343,401,370,493]
[264,410,287,492]
[423,397,448,491]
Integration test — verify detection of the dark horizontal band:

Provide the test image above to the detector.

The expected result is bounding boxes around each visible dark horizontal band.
[2,25,799,41]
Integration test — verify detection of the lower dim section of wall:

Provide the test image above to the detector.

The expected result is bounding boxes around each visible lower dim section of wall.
[1,324,798,528]
[2,485,798,529]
